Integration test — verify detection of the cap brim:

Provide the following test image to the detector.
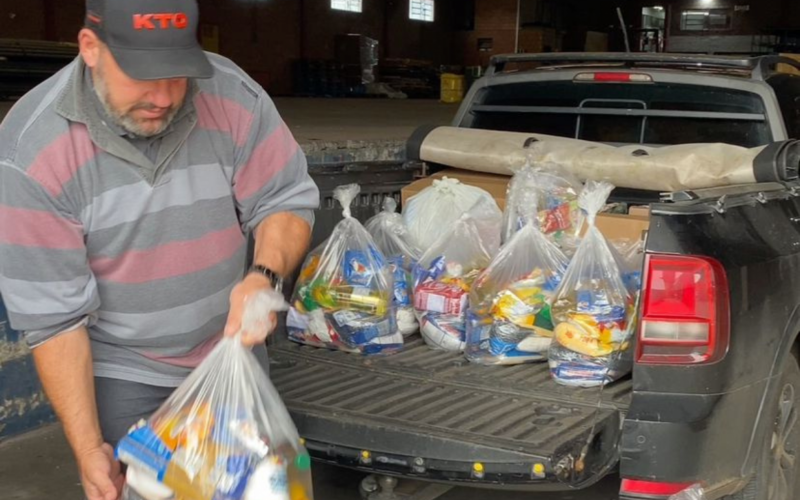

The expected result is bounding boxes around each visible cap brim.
[108,44,214,80]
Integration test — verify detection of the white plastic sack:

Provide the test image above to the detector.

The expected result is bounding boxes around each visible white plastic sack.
[403,176,502,251]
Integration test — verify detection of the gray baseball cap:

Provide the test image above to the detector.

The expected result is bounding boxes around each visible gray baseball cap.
[85,0,213,80]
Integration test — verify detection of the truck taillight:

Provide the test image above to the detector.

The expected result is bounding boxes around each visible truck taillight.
[620,479,695,497]
[637,255,729,365]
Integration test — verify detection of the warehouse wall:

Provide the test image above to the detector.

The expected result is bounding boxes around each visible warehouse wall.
[0,0,455,96]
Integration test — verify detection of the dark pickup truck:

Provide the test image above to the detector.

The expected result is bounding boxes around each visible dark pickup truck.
[268,53,800,500]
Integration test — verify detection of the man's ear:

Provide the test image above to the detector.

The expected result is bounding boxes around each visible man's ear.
[78,28,101,69]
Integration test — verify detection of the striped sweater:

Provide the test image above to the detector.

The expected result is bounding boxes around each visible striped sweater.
[0,54,319,386]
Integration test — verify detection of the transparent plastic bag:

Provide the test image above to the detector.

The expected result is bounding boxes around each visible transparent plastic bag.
[502,163,583,255]
[412,200,498,351]
[404,176,502,251]
[466,191,569,365]
[287,184,403,355]
[548,181,635,387]
[611,238,645,294]
[365,197,423,336]
[117,290,314,500]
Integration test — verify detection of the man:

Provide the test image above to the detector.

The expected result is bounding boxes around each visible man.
[0,1,318,499]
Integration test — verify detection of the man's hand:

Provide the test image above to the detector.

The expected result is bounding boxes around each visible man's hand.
[224,273,278,346]
[78,444,124,500]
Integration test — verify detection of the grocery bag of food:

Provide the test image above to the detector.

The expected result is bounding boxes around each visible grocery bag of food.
[548,181,635,387]
[404,176,502,252]
[466,191,569,365]
[412,199,498,351]
[117,291,314,500]
[287,184,403,355]
[365,197,423,336]
[502,163,583,254]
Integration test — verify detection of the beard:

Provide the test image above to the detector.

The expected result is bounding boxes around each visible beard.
[92,62,182,138]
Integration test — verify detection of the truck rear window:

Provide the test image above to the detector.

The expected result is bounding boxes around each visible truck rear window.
[465,81,771,147]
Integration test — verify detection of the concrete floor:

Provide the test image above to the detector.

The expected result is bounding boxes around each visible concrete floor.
[0,424,619,500]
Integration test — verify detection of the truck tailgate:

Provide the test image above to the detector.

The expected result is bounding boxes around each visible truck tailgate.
[270,335,632,487]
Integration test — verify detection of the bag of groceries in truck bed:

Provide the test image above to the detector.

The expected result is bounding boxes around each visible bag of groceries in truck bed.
[365,197,423,336]
[412,198,499,352]
[287,184,403,355]
[548,181,636,387]
[467,189,569,365]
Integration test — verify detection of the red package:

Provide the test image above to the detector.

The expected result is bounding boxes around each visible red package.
[541,203,572,234]
[415,281,468,315]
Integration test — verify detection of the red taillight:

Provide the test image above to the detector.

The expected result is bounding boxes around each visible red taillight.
[574,72,654,83]
[621,479,695,496]
[637,254,729,365]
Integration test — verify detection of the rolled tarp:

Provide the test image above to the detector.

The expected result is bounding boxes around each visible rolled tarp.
[406,126,800,192]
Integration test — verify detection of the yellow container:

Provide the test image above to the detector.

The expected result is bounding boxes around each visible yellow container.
[440,73,465,104]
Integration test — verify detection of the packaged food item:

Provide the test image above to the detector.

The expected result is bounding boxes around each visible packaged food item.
[502,163,583,254]
[403,176,502,252]
[365,197,423,336]
[117,291,314,500]
[548,181,635,387]
[412,200,498,351]
[288,184,401,355]
[466,190,569,365]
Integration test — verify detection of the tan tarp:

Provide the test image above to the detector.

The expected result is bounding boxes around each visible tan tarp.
[417,126,766,191]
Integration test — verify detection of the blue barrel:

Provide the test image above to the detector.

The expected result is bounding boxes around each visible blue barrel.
[0,297,54,438]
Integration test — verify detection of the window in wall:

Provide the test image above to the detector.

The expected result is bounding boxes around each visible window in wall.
[332,0,362,13]
[680,9,732,31]
[410,0,435,22]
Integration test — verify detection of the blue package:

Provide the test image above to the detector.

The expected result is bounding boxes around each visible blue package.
[388,256,411,307]
[369,245,386,268]
[329,310,394,347]
[344,249,375,287]
[115,425,172,481]
[413,255,446,287]
[213,455,256,500]
[623,271,642,292]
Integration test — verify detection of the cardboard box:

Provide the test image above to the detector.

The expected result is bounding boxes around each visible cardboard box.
[401,168,650,242]
[593,213,650,242]
[628,206,651,218]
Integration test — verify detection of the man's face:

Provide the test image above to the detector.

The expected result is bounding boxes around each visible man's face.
[91,43,188,138]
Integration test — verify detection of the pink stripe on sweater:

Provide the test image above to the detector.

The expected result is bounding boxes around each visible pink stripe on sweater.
[195,94,254,147]
[233,122,298,201]
[143,332,223,368]
[0,206,84,249]
[27,124,97,198]
[90,224,245,284]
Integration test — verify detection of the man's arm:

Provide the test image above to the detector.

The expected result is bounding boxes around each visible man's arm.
[32,327,123,500]
[224,212,312,342]
[252,211,312,277]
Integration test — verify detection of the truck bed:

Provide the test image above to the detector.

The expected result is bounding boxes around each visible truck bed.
[269,333,632,487]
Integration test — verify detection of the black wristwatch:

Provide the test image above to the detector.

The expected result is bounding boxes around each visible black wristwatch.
[247,264,284,292]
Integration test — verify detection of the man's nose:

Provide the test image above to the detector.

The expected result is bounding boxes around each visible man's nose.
[146,80,176,108]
